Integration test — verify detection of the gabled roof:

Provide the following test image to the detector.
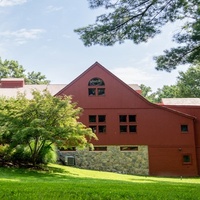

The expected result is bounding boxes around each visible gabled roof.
[162,98,200,106]
[56,62,142,96]
[55,62,195,120]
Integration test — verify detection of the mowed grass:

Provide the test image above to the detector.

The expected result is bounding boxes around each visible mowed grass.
[0,164,200,200]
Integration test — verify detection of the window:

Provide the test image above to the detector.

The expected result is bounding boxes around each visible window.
[88,78,105,96]
[98,115,106,122]
[129,115,136,122]
[183,154,192,164]
[119,115,127,122]
[89,115,106,134]
[89,115,96,122]
[120,146,138,151]
[98,125,106,133]
[181,125,188,133]
[88,88,96,96]
[120,125,137,133]
[120,125,127,133]
[129,125,137,133]
[119,115,137,123]
[89,126,97,133]
[98,88,105,96]
[119,114,137,133]
[59,147,76,151]
[90,146,107,151]
[88,78,105,86]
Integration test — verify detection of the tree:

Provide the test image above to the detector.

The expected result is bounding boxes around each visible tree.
[0,90,97,166]
[176,64,200,97]
[154,85,179,102]
[141,64,200,102]
[75,0,200,71]
[140,84,156,102]
[0,57,25,78]
[0,57,50,84]
[25,71,50,85]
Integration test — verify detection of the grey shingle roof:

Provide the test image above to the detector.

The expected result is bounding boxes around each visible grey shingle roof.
[162,98,200,106]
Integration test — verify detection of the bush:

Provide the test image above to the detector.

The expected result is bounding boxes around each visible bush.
[0,145,9,156]
[0,143,57,167]
[37,144,57,164]
[0,145,10,162]
[10,145,32,164]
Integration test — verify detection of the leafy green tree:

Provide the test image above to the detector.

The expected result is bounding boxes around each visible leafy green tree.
[154,85,179,102]
[142,64,200,102]
[0,90,97,166]
[0,57,50,84]
[176,64,200,97]
[25,71,50,85]
[155,19,200,72]
[75,0,200,71]
[140,84,152,97]
[0,58,25,78]
[140,84,156,102]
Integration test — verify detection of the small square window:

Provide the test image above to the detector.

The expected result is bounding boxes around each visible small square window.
[88,88,96,96]
[89,126,96,133]
[120,125,127,133]
[183,155,191,164]
[98,125,106,133]
[129,125,137,133]
[181,125,188,132]
[98,88,105,96]
[89,115,96,123]
[98,115,106,122]
[119,115,127,122]
[129,115,136,122]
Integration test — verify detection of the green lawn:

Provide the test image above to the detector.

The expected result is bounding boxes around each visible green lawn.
[0,164,200,200]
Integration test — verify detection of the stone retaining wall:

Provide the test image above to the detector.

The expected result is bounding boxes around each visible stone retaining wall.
[61,145,149,175]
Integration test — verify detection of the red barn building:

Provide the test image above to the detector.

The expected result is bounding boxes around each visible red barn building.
[0,62,199,176]
[56,62,199,177]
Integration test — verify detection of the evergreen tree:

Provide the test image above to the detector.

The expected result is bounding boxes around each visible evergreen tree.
[75,0,200,71]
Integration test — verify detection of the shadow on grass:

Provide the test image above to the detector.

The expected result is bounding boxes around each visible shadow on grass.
[0,164,148,185]
[1,164,199,185]
[0,164,80,182]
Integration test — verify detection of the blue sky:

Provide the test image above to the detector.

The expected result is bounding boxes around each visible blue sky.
[0,0,188,91]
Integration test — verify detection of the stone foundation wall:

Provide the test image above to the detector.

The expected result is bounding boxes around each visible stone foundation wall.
[61,145,149,175]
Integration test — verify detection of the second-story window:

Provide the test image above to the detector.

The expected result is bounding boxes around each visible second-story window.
[88,77,105,96]
[89,115,106,134]
[181,124,188,133]
[119,114,137,133]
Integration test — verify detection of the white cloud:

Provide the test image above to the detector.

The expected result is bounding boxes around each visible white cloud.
[0,28,45,44]
[0,0,27,7]
[111,67,156,84]
[45,5,63,13]
[110,56,164,91]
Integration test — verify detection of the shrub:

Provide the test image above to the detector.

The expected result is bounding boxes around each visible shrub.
[0,143,57,167]
[37,144,57,164]
[10,145,32,164]
[0,145,11,162]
